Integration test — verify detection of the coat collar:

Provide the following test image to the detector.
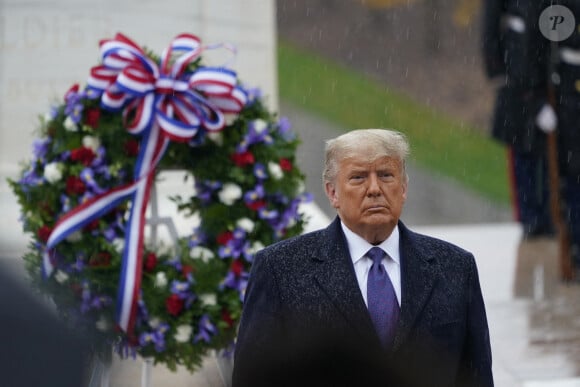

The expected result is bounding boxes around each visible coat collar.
[310,217,441,351]
[393,221,440,351]
[310,217,377,342]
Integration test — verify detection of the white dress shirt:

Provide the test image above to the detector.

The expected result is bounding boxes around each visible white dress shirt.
[340,221,402,306]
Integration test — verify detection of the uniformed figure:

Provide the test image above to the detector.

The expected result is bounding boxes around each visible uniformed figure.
[553,0,580,275]
[482,0,555,239]
[483,0,580,276]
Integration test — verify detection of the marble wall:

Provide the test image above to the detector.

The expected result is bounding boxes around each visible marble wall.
[0,0,277,178]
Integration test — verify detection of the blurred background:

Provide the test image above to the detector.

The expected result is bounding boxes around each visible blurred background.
[1,0,580,386]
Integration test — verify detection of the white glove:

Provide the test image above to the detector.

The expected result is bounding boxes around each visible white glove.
[535,104,557,133]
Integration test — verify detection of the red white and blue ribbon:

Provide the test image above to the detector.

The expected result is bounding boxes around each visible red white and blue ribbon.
[45,33,247,333]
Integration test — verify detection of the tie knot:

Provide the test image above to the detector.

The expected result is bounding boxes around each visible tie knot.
[367,247,386,264]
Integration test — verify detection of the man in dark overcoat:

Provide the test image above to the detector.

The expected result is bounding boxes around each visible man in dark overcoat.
[232,129,494,386]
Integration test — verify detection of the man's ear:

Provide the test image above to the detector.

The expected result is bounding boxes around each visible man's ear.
[325,182,339,208]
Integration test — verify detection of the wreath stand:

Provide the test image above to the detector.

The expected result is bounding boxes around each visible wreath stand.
[88,182,181,387]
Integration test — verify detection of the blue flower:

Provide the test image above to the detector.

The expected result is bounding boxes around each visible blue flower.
[19,169,43,188]
[194,315,217,343]
[189,227,207,248]
[32,138,51,162]
[64,87,85,124]
[258,207,279,221]
[253,163,268,180]
[170,280,190,298]
[80,168,105,195]
[277,116,296,141]
[243,184,264,203]
[139,330,166,352]
[195,180,222,204]
[218,228,249,259]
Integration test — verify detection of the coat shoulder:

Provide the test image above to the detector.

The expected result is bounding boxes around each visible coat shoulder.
[404,227,476,269]
[254,228,327,265]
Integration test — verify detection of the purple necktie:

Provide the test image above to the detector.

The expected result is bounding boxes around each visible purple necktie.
[366,247,400,348]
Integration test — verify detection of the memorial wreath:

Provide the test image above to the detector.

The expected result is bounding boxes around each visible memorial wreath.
[8,33,310,372]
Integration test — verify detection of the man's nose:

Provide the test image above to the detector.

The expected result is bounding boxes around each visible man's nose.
[367,174,381,196]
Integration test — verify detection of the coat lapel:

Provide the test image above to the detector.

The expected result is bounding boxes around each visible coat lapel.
[392,222,441,351]
[310,218,377,341]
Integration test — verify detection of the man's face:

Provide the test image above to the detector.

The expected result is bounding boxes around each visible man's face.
[325,154,407,244]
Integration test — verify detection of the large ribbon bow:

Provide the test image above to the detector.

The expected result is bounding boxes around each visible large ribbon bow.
[45,33,247,333]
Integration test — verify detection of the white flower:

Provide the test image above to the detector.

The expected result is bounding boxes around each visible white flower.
[43,162,63,184]
[236,218,255,233]
[253,119,269,133]
[190,246,215,262]
[149,317,161,329]
[63,116,78,131]
[123,202,133,220]
[54,270,69,284]
[112,238,125,253]
[249,241,265,255]
[207,131,223,145]
[65,231,82,242]
[154,272,168,288]
[96,315,110,331]
[200,293,217,306]
[224,114,237,126]
[297,181,306,194]
[82,135,101,152]
[268,162,283,180]
[174,325,193,343]
[218,183,242,206]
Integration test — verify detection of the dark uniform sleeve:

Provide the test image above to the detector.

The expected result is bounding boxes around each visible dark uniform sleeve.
[482,0,506,79]
[488,0,552,154]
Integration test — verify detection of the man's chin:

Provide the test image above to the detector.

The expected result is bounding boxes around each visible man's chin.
[363,214,396,228]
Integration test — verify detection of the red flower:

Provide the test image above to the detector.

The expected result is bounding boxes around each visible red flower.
[143,252,157,272]
[89,252,111,267]
[64,84,79,101]
[279,158,293,172]
[70,146,96,166]
[216,231,234,245]
[221,309,235,329]
[166,294,184,316]
[246,200,266,211]
[230,151,255,167]
[84,219,99,231]
[39,201,54,216]
[84,108,101,128]
[70,282,83,296]
[231,259,244,277]
[37,225,53,243]
[66,176,86,196]
[124,139,140,157]
[182,264,194,277]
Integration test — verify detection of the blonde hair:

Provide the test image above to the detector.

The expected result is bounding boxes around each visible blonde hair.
[323,128,410,184]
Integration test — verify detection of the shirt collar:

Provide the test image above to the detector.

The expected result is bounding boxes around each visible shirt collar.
[340,221,401,265]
